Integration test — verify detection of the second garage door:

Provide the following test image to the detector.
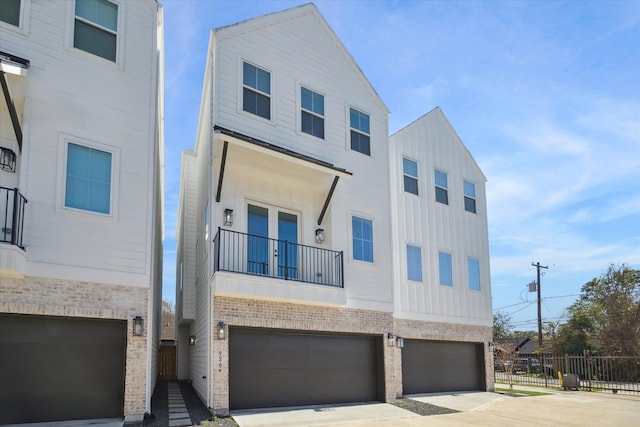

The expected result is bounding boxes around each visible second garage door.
[402,340,485,394]
[229,327,383,409]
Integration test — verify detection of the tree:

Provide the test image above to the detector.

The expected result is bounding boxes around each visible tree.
[161,299,175,340]
[493,311,514,339]
[553,264,640,356]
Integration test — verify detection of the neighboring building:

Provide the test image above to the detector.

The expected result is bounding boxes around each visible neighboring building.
[175,3,492,415]
[0,0,164,424]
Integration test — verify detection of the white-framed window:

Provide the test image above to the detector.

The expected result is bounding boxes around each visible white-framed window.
[243,61,271,120]
[435,169,448,205]
[403,157,418,195]
[0,0,21,26]
[406,245,422,281]
[438,251,453,286]
[350,107,370,156]
[74,0,119,62]
[468,257,481,291]
[352,215,373,262]
[464,180,476,213]
[301,86,324,139]
[65,142,113,214]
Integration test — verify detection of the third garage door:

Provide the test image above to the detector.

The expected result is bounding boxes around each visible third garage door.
[229,328,383,409]
[402,340,484,394]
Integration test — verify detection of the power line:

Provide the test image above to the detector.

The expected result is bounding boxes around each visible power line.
[493,294,579,312]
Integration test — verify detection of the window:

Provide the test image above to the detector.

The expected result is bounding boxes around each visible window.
[464,180,476,213]
[435,170,448,205]
[403,158,418,195]
[65,142,112,214]
[74,0,118,62]
[350,108,370,155]
[406,245,422,281]
[243,62,271,119]
[352,216,373,262]
[468,257,481,290]
[0,0,21,26]
[301,87,324,139]
[438,252,453,286]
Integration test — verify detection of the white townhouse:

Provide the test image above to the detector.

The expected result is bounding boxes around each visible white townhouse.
[0,0,164,424]
[175,3,492,416]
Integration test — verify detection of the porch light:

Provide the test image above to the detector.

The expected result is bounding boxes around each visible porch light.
[488,342,496,352]
[0,147,16,172]
[189,335,197,346]
[315,228,325,244]
[132,316,144,336]
[224,208,233,226]
[396,337,404,348]
[217,321,226,340]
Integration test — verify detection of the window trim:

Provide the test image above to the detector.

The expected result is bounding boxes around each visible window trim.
[438,251,453,287]
[434,169,449,205]
[402,157,419,195]
[464,180,477,214]
[351,214,374,263]
[299,85,325,140]
[241,60,272,122]
[406,244,423,282]
[57,133,120,220]
[66,0,124,67]
[348,106,371,156]
[0,0,30,34]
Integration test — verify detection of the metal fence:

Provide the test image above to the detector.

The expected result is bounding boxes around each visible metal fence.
[213,227,344,288]
[0,187,27,249]
[495,353,640,394]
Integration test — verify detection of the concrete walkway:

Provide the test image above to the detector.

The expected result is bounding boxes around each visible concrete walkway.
[167,382,193,427]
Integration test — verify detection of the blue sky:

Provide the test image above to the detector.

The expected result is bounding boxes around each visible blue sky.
[161,0,640,330]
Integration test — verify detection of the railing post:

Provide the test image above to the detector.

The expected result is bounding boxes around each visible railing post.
[339,251,344,288]
[11,188,18,246]
[284,240,289,280]
[215,227,221,272]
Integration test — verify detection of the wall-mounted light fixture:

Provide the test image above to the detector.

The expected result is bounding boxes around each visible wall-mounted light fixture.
[488,341,496,352]
[189,335,197,346]
[315,228,325,244]
[396,337,404,348]
[1,147,17,172]
[223,209,233,227]
[133,316,144,336]
[217,321,226,340]
[387,332,396,347]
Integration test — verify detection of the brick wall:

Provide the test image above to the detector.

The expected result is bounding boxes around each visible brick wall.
[0,276,150,418]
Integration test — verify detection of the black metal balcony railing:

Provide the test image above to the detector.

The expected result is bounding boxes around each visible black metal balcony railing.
[0,187,27,249]
[213,227,344,288]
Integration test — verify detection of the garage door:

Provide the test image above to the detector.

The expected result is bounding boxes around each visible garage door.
[0,314,127,424]
[229,327,383,409]
[402,340,484,394]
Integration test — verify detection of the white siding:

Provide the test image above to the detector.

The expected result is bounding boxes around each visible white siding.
[390,108,492,325]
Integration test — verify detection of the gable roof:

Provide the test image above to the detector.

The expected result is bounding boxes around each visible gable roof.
[392,107,486,182]
[213,3,389,114]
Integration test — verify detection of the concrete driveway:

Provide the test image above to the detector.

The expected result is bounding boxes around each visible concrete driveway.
[232,388,640,427]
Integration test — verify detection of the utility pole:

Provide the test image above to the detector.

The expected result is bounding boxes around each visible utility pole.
[532,262,548,349]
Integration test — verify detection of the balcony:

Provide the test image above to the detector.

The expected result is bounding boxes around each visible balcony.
[213,228,344,288]
[1,187,26,249]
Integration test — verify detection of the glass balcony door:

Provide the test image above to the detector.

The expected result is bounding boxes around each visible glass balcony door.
[247,203,299,279]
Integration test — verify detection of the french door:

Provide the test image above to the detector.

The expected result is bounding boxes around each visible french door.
[247,203,299,279]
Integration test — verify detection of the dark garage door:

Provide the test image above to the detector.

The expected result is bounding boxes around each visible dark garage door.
[229,327,383,409]
[402,340,484,394]
[0,314,127,424]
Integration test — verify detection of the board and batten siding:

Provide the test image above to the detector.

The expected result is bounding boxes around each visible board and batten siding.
[209,6,393,312]
[390,108,492,325]
[2,0,161,287]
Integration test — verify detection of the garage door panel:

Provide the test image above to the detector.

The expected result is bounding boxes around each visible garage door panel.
[403,340,484,395]
[0,314,126,424]
[230,328,380,409]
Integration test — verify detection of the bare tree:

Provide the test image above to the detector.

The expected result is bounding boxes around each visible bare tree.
[495,342,518,390]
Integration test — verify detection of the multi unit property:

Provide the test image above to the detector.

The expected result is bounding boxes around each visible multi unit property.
[0,0,164,423]
[175,3,492,415]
